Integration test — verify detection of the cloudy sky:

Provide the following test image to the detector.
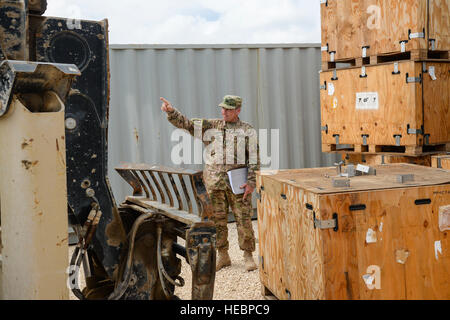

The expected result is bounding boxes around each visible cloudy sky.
[45,0,321,44]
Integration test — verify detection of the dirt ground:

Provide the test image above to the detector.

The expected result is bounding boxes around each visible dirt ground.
[69,220,264,300]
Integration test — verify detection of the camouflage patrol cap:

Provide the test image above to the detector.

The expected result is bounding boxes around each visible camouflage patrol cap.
[218,95,243,110]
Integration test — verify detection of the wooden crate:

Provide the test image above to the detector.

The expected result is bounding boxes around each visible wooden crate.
[321,0,449,64]
[320,60,450,154]
[256,164,450,300]
[432,154,450,169]
[342,154,433,166]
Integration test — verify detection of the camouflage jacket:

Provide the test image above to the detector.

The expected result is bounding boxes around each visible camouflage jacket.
[167,108,260,191]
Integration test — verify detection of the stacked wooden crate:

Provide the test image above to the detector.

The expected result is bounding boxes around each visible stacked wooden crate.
[256,0,450,301]
[320,0,450,165]
[432,154,450,169]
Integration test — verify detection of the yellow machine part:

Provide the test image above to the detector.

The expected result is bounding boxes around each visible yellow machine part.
[0,92,69,299]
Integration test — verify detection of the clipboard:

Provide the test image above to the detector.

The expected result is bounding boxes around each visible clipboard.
[227,167,248,195]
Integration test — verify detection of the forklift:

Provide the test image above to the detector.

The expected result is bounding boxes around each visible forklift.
[0,0,216,300]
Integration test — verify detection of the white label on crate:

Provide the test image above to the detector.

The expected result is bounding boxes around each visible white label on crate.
[439,205,450,232]
[435,241,442,261]
[356,92,379,110]
[366,228,377,243]
[429,66,437,80]
[356,164,371,173]
[328,82,335,96]
[395,249,410,264]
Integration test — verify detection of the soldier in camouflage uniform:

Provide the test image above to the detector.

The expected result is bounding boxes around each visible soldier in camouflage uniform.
[160,95,260,272]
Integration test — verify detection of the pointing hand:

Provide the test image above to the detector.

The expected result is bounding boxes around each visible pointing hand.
[160,97,174,113]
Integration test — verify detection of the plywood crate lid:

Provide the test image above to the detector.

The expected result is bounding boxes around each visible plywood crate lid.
[258,164,450,194]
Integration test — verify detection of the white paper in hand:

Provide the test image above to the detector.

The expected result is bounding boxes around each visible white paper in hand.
[227,167,248,195]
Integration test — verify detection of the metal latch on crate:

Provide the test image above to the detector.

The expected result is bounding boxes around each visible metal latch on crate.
[333,178,350,187]
[392,62,401,75]
[329,51,336,62]
[394,134,402,146]
[256,186,264,200]
[320,0,328,5]
[399,40,408,53]
[409,30,425,40]
[321,44,329,52]
[362,134,369,146]
[429,39,436,51]
[407,128,423,135]
[320,81,327,90]
[360,66,367,78]
[331,69,338,80]
[407,125,423,135]
[397,174,414,184]
[406,73,422,83]
[313,212,338,231]
[362,46,370,58]
[321,124,328,133]
[333,134,340,144]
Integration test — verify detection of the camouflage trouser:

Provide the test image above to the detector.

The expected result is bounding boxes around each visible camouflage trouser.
[208,186,256,252]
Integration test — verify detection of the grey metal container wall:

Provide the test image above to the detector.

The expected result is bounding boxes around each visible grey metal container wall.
[108,44,340,205]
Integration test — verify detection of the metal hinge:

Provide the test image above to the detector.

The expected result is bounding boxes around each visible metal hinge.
[320,81,327,90]
[320,0,328,5]
[321,124,328,133]
[256,192,261,200]
[321,44,329,52]
[313,212,338,231]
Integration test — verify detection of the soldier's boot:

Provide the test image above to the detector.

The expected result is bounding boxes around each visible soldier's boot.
[216,249,231,271]
[243,251,257,272]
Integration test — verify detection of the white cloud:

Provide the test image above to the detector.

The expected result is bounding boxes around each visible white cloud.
[45,0,320,44]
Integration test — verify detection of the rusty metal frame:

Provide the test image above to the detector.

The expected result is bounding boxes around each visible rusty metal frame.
[115,163,216,300]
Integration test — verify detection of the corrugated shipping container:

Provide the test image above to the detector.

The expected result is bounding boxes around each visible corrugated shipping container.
[107,44,340,204]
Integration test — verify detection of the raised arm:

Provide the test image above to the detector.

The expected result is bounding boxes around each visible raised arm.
[160,97,196,136]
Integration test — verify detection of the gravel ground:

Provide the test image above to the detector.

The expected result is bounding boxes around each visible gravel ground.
[69,220,264,300]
